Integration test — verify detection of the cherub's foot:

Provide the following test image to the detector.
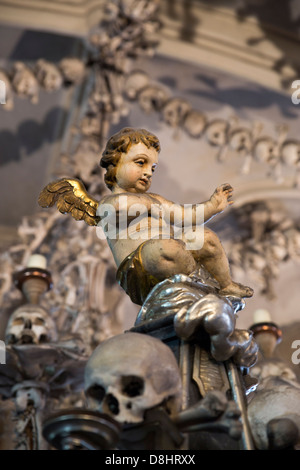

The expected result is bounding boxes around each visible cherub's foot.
[219,281,254,298]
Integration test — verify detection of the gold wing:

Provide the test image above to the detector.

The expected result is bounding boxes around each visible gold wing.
[38,178,100,226]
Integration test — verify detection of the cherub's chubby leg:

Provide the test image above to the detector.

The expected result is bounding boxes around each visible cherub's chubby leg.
[190,227,253,298]
[140,238,197,281]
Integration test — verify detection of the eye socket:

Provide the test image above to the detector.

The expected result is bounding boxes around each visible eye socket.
[135,160,144,166]
[86,384,105,402]
[34,317,46,325]
[121,375,144,397]
[12,317,25,326]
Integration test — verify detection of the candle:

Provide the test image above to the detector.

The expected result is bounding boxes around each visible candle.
[253,309,271,324]
[26,254,47,270]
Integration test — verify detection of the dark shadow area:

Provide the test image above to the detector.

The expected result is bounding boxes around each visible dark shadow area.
[165,0,300,89]
[162,0,201,42]
[8,29,80,62]
[235,0,300,88]
[186,76,300,119]
[0,106,69,166]
[157,76,178,89]
[180,0,201,42]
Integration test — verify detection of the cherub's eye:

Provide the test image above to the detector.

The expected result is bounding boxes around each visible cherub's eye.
[135,160,144,166]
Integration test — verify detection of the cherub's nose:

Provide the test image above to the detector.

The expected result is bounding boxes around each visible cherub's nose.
[143,166,152,177]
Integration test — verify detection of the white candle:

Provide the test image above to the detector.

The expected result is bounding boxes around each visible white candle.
[26,254,47,270]
[253,309,271,324]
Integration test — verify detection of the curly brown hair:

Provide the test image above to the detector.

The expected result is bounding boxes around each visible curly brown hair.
[100,127,161,190]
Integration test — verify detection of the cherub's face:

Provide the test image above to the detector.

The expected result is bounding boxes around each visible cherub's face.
[114,142,158,193]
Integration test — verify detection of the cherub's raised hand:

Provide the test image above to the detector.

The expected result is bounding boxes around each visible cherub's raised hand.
[209,183,234,214]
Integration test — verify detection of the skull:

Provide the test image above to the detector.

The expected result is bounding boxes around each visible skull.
[35,59,63,92]
[0,69,14,110]
[253,137,280,165]
[58,58,86,84]
[205,119,229,147]
[124,70,150,100]
[182,110,207,138]
[229,128,252,154]
[12,381,48,412]
[248,359,300,449]
[138,84,169,113]
[162,98,191,127]
[5,304,57,345]
[11,62,39,104]
[84,332,182,424]
[280,140,300,168]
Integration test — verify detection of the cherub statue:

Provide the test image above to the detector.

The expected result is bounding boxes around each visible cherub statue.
[38,127,253,305]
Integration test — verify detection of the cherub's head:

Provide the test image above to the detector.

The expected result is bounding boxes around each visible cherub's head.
[100,127,161,191]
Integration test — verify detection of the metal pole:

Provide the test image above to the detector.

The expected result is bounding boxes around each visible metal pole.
[226,360,255,450]
[179,339,191,449]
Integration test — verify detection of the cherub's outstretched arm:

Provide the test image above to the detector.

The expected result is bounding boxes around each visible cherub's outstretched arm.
[151,183,234,226]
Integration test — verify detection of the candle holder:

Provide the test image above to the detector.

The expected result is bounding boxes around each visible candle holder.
[42,409,122,450]
[13,266,53,305]
[249,322,282,359]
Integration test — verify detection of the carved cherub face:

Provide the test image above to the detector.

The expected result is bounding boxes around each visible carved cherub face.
[113,142,158,194]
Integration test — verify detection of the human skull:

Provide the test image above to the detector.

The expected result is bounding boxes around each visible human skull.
[248,359,300,449]
[253,137,279,165]
[84,332,182,424]
[138,84,169,113]
[124,70,150,100]
[205,119,229,147]
[229,128,252,154]
[182,110,207,138]
[5,304,57,345]
[11,62,39,103]
[162,98,191,128]
[280,140,300,168]
[12,381,48,412]
[58,58,86,84]
[35,59,63,92]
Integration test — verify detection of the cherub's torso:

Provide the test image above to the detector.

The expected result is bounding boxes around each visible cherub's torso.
[98,192,175,266]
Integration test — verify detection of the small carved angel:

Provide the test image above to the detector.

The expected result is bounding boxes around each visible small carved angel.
[38,127,253,305]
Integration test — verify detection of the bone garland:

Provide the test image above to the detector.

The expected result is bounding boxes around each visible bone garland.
[124,69,298,185]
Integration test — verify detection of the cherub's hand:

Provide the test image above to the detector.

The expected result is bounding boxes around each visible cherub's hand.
[209,183,234,214]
